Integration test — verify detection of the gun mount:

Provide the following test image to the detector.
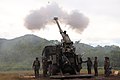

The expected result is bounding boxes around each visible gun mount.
[54,17,72,44]
[54,17,74,54]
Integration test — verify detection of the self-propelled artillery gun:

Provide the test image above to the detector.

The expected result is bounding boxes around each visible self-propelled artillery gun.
[42,17,93,79]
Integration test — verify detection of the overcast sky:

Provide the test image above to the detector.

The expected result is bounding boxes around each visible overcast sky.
[0,0,120,46]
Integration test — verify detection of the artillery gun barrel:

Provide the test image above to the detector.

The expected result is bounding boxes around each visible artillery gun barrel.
[54,17,72,43]
[54,17,63,33]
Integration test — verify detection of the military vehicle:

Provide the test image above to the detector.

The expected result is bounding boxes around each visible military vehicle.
[42,17,93,79]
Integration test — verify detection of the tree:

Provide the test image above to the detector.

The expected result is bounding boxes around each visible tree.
[110,50,120,69]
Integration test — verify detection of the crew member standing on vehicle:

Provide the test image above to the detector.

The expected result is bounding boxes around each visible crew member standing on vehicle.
[32,57,40,78]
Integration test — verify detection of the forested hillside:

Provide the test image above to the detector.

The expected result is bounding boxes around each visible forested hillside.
[0,34,56,71]
[74,43,120,69]
[0,34,120,71]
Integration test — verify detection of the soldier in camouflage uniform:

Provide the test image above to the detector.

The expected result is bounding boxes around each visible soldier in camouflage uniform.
[77,56,83,73]
[93,57,98,76]
[33,57,40,78]
[104,57,110,77]
[86,57,92,74]
[42,58,48,77]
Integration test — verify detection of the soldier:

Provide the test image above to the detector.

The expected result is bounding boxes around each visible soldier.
[60,30,72,44]
[78,57,83,74]
[42,58,48,77]
[104,57,110,77]
[86,57,92,74]
[94,57,98,76]
[32,57,40,78]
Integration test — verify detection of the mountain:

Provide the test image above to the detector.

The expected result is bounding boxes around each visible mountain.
[0,34,53,71]
[0,34,120,71]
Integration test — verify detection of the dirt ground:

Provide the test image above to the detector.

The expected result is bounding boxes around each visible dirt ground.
[19,74,120,80]
[0,72,119,80]
[0,73,120,80]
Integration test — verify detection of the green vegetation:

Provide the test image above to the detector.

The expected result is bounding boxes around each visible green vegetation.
[0,34,120,71]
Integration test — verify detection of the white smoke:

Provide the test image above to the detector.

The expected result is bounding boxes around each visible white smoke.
[24,3,89,33]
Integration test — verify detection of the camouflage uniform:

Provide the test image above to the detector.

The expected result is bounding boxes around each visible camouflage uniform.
[104,57,110,77]
[77,56,83,73]
[94,57,98,76]
[86,57,92,74]
[33,57,40,78]
[42,59,48,77]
